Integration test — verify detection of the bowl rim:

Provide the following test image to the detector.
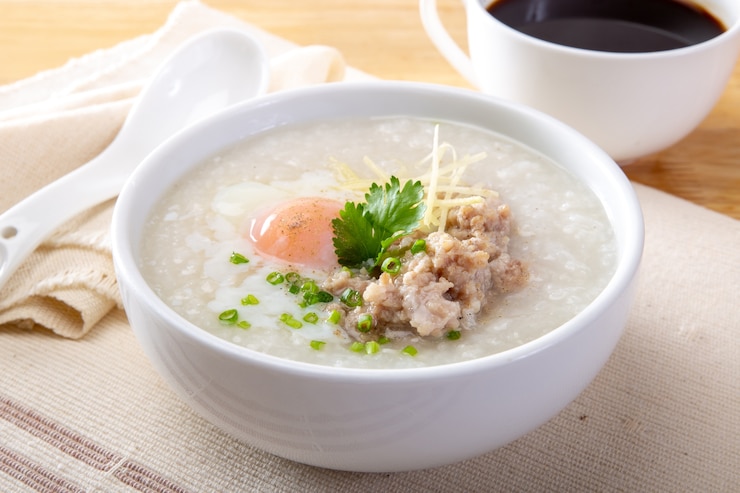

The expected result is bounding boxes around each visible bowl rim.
[112,80,644,382]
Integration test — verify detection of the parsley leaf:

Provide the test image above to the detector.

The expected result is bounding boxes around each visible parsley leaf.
[331,202,382,267]
[365,177,426,248]
[332,177,426,269]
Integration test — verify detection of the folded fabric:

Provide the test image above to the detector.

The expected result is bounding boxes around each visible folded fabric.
[0,0,351,339]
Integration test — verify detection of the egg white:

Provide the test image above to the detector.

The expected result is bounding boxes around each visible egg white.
[211,169,346,223]
[202,170,356,347]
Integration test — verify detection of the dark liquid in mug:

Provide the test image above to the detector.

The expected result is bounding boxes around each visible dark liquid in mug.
[486,0,726,53]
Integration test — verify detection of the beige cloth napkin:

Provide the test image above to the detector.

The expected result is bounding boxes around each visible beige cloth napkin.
[0,1,349,339]
[1,1,738,492]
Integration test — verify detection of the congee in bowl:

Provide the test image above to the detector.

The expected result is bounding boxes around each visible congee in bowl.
[139,117,616,368]
[112,82,643,472]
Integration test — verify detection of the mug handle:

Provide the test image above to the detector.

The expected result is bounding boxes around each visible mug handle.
[419,0,477,86]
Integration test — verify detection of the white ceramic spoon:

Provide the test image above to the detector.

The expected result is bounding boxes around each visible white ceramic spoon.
[0,28,270,290]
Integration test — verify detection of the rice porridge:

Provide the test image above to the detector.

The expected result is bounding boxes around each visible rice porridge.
[139,117,617,368]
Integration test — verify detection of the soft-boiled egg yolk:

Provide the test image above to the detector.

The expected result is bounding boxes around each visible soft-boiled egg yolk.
[249,197,343,270]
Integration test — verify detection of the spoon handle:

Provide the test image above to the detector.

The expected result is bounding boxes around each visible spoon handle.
[0,147,123,290]
[0,28,270,292]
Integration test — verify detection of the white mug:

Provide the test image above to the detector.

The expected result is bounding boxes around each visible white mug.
[420,0,740,163]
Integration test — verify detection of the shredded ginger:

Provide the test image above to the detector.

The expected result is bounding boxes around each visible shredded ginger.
[332,124,496,233]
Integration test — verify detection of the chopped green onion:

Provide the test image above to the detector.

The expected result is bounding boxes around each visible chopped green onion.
[279,313,302,329]
[377,336,390,345]
[401,345,418,356]
[446,330,461,341]
[310,340,326,350]
[410,239,427,255]
[237,320,251,329]
[285,272,302,284]
[327,310,341,324]
[350,341,365,352]
[316,290,334,303]
[341,266,353,277]
[340,288,363,307]
[218,309,239,325]
[303,312,319,324]
[301,280,319,294]
[365,341,380,354]
[266,272,284,285]
[302,293,318,306]
[288,283,301,295]
[240,294,259,305]
[303,290,334,306]
[229,252,249,264]
[380,256,401,275]
[357,313,373,333]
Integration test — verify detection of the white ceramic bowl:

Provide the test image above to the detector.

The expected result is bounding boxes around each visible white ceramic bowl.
[111,82,644,472]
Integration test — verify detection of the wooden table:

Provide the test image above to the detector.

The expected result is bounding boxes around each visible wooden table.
[1,0,738,219]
